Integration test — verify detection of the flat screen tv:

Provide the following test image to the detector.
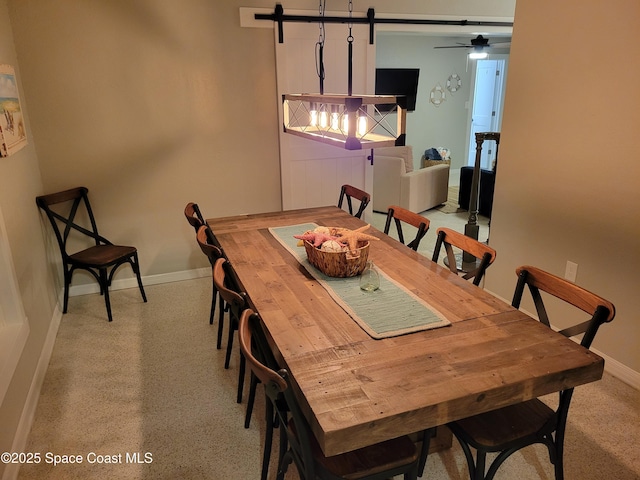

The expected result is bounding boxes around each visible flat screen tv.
[375,68,420,112]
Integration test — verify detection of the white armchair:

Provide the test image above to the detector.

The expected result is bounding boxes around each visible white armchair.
[372,146,450,213]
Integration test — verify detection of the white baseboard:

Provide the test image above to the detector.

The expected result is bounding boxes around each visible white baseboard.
[68,267,210,297]
[593,348,640,390]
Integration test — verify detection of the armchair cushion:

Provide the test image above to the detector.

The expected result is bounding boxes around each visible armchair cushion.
[374,145,414,173]
[373,152,449,214]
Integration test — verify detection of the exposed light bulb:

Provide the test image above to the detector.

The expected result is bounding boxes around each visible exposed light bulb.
[309,102,318,127]
[319,110,328,128]
[331,112,340,130]
[357,114,367,136]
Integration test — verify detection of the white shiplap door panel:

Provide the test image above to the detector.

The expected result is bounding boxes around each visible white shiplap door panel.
[288,154,368,210]
[275,21,374,217]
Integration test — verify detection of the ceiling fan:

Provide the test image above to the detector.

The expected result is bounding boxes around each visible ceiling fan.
[434,35,511,55]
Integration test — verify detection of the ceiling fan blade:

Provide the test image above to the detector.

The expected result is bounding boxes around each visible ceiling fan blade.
[434,35,511,50]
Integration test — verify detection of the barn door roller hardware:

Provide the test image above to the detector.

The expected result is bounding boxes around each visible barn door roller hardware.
[255,4,514,44]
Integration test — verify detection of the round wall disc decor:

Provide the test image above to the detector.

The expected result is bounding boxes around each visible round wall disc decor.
[430,83,446,107]
[446,73,462,93]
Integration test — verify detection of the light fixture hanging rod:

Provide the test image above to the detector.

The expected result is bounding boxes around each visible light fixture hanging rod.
[256,4,513,44]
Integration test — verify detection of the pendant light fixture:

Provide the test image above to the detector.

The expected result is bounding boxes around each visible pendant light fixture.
[282,0,406,150]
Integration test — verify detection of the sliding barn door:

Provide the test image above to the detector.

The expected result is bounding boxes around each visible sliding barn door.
[275,21,375,217]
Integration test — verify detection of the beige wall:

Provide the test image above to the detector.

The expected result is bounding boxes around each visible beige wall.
[9,0,284,279]
[485,0,640,374]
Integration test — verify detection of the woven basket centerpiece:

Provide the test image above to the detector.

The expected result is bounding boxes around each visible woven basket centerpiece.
[304,240,369,277]
[294,225,379,278]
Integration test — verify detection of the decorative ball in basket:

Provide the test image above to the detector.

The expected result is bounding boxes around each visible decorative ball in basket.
[294,225,379,278]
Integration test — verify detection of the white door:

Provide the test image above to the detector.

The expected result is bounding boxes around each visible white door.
[466,59,507,169]
[275,21,375,218]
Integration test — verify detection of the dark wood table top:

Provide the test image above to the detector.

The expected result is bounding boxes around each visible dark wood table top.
[208,206,604,456]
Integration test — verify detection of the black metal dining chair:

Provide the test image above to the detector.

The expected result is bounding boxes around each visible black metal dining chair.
[184,202,204,232]
[338,184,371,219]
[431,227,496,285]
[184,202,221,248]
[238,308,430,480]
[195,225,226,331]
[36,186,147,322]
[212,258,250,404]
[442,265,616,480]
[383,205,430,251]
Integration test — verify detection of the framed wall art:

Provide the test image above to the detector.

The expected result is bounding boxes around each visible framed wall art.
[0,64,27,157]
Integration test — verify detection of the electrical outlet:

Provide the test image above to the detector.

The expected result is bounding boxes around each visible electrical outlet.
[565,261,578,282]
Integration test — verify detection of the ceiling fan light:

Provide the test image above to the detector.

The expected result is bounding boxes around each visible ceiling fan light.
[469,51,488,60]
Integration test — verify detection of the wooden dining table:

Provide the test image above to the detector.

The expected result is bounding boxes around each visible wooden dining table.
[207,206,605,457]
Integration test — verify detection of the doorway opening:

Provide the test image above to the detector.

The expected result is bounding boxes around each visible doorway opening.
[466,57,508,169]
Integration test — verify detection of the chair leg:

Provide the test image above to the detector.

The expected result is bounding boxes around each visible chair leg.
[451,428,481,480]
[63,269,72,314]
[99,269,113,322]
[209,287,217,325]
[245,372,259,428]
[417,427,435,477]
[553,439,565,480]
[276,446,292,480]
[404,463,419,480]
[474,450,487,480]
[216,300,225,350]
[237,352,246,403]
[132,253,147,302]
[277,418,289,478]
[224,316,236,369]
[261,398,274,480]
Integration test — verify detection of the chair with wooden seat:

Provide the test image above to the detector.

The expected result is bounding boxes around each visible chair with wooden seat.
[184,202,204,232]
[383,205,430,251]
[196,225,225,333]
[185,201,221,248]
[445,265,616,480]
[431,227,496,286]
[239,308,430,480]
[239,309,284,480]
[213,258,249,403]
[36,186,147,322]
[337,184,371,219]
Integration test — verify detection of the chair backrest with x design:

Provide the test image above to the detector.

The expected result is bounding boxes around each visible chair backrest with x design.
[36,186,146,321]
[444,265,616,480]
[337,184,371,219]
[431,227,496,286]
[37,187,107,256]
[512,265,615,348]
[383,205,430,251]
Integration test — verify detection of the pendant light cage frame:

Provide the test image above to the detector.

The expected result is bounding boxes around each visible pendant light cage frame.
[283,93,407,150]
